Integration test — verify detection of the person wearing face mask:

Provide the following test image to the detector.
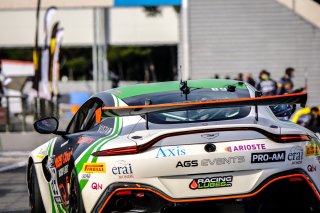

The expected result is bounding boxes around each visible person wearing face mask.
[256,70,277,96]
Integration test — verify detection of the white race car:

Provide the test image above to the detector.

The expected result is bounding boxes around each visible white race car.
[27,79,320,213]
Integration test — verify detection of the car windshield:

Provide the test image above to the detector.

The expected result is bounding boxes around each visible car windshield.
[123,88,251,124]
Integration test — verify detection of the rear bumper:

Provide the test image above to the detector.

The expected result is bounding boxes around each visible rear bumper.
[93,170,320,213]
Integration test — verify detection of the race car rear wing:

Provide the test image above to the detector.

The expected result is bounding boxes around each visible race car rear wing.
[101,92,307,117]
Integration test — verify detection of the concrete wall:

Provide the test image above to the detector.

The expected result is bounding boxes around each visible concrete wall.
[180,0,320,106]
[109,7,179,45]
[0,9,94,47]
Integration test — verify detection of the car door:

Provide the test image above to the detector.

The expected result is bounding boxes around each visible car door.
[48,97,104,206]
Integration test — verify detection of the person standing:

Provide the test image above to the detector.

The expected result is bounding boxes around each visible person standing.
[305,107,320,133]
[245,72,256,87]
[0,61,12,107]
[256,70,277,96]
[277,67,295,94]
[234,73,244,81]
[307,107,320,127]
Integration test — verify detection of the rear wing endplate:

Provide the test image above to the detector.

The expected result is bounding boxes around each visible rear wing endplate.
[102,92,307,117]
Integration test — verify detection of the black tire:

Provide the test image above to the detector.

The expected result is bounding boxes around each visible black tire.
[29,164,46,213]
[69,168,86,213]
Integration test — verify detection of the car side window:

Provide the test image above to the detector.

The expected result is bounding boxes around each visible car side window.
[66,98,103,134]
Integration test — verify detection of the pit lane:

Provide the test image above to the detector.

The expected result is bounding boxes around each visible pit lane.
[0,166,29,213]
[0,151,29,213]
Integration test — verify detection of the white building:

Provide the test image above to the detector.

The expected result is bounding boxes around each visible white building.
[0,6,179,47]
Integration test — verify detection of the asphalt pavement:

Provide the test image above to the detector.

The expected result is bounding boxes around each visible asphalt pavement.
[0,131,52,213]
[0,152,30,213]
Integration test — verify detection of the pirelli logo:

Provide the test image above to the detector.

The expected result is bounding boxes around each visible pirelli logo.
[82,163,106,173]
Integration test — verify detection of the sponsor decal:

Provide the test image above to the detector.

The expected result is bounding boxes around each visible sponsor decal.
[201,156,245,166]
[156,146,186,158]
[55,149,73,169]
[58,164,69,177]
[176,160,198,168]
[288,146,303,165]
[82,162,106,173]
[48,156,55,168]
[58,183,68,206]
[77,136,95,144]
[189,175,233,190]
[251,151,286,163]
[112,160,134,179]
[201,133,219,140]
[82,173,91,179]
[98,125,113,135]
[36,154,45,159]
[225,144,266,152]
[50,179,60,196]
[305,144,320,157]
[91,182,103,190]
[307,165,316,172]
[54,196,62,203]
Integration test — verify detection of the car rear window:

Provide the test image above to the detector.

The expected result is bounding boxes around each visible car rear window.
[123,88,251,124]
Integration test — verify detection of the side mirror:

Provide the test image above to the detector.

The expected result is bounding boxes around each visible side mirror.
[34,117,59,134]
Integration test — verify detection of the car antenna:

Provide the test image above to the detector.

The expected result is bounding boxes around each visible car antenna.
[179,65,190,100]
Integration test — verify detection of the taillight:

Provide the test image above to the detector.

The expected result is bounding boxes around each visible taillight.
[271,134,310,143]
[92,146,139,157]
[92,130,311,157]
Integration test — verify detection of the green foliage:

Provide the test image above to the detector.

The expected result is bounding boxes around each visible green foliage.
[0,47,93,80]
[108,46,177,82]
[143,6,162,17]
[173,6,181,14]
[63,57,89,80]
[0,48,33,61]
[0,45,177,82]
[108,47,151,63]
[108,46,152,81]
[60,47,92,80]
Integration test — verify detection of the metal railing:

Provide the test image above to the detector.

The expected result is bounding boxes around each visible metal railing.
[0,94,27,131]
[0,95,57,132]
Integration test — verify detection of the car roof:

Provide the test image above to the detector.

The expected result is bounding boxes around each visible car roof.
[105,79,248,99]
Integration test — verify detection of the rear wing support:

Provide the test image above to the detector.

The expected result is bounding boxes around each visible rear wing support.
[255,104,259,122]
